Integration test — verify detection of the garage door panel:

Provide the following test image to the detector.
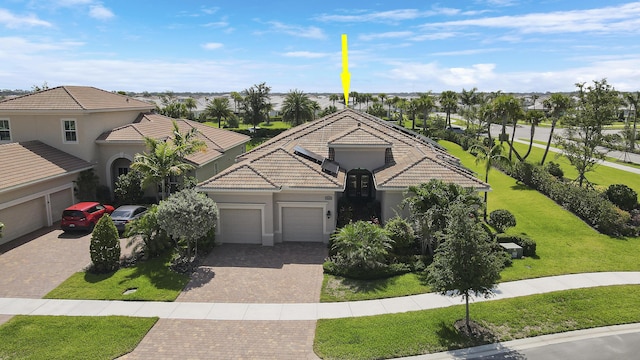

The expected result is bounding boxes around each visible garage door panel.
[282,207,323,242]
[220,209,261,244]
[0,198,47,244]
[49,188,73,223]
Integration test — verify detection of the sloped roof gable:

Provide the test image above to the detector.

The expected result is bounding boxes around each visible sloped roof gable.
[0,86,154,111]
[0,141,93,192]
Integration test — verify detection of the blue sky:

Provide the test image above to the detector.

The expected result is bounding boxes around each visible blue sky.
[2,0,640,93]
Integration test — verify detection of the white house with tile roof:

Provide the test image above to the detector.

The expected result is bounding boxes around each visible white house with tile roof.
[0,86,249,245]
[199,108,489,245]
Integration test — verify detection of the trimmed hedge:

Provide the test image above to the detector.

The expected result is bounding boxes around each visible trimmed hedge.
[496,233,537,257]
[509,161,636,237]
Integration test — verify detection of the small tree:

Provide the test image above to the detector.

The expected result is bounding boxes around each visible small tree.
[384,216,415,256]
[125,205,172,259]
[488,209,517,233]
[427,203,503,332]
[89,215,121,273]
[74,169,99,201]
[156,189,218,261]
[113,171,145,206]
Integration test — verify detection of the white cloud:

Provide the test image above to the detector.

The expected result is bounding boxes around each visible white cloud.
[0,37,83,54]
[202,42,223,50]
[203,21,229,28]
[421,3,640,35]
[359,31,413,41]
[0,8,52,28]
[431,48,505,56]
[89,4,114,20]
[282,51,330,58]
[261,21,326,39]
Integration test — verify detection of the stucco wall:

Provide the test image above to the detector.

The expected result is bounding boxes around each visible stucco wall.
[333,147,386,171]
[380,190,410,223]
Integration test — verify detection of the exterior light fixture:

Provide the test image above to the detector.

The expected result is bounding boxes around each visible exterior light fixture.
[326,210,331,219]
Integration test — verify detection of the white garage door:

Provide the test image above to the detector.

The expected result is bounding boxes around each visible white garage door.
[282,207,323,242]
[0,197,47,244]
[220,209,262,244]
[49,188,73,224]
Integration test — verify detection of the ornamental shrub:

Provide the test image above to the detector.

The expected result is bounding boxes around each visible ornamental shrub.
[384,216,415,255]
[125,204,172,259]
[496,233,537,257]
[605,184,638,211]
[90,214,121,273]
[545,161,564,179]
[330,220,393,274]
[114,171,145,207]
[488,209,517,233]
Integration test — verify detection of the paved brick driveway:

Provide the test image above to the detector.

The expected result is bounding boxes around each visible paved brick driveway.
[122,243,327,360]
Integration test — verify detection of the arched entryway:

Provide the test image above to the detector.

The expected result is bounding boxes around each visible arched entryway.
[106,153,134,189]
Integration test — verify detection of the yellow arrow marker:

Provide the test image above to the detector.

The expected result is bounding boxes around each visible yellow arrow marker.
[340,34,351,108]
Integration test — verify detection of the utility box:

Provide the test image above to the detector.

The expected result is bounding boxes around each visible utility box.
[500,242,523,259]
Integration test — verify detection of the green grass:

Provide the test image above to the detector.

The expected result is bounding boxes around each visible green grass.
[44,255,189,301]
[0,315,156,360]
[524,139,640,170]
[321,273,430,302]
[441,140,640,282]
[508,141,640,194]
[314,285,640,360]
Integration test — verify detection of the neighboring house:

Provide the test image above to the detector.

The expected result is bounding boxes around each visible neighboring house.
[199,108,489,246]
[0,86,249,245]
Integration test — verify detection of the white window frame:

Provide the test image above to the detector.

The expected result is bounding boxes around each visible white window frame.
[61,119,78,144]
[0,119,11,142]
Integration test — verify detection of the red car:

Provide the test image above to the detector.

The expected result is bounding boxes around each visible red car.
[61,202,115,232]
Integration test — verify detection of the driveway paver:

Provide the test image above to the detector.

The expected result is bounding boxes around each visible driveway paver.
[122,243,327,360]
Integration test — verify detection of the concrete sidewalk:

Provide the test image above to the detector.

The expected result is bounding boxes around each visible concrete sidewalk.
[2,272,639,320]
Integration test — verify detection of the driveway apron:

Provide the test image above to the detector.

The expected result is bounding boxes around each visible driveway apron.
[122,243,327,359]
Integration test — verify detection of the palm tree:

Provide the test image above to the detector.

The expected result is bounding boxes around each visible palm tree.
[469,142,511,220]
[393,97,407,126]
[492,94,522,161]
[417,92,434,129]
[131,138,194,201]
[439,90,458,129]
[205,97,232,128]
[170,120,206,158]
[281,89,314,126]
[624,92,639,152]
[230,91,243,113]
[541,93,571,165]
[378,93,387,117]
[242,82,271,130]
[407,98,419,130]
[460,87,478,128]
[522,109,545,160]
[329,94,340,107]
[183,97,197,120]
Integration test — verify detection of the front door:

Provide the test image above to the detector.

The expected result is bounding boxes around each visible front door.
[347,170,372,199]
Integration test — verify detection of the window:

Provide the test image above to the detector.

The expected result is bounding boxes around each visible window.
[0,119,10,141]
[117,167,129,177]
[62,119,78,143]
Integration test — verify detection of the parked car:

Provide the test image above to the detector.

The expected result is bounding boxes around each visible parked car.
[446,126,465,134]
[110,205,148,233]
[61,202,115,232]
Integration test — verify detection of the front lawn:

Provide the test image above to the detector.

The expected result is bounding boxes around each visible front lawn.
[321,273,429,302]
[320,141,640,301]
[442,140,640,282]
[204,120,291,130]
[315,285,640,360]
[0,315,156,360]
[44,254,189,301]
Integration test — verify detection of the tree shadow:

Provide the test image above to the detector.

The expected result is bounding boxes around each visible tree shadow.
[510,183,535,191]
[435,319,526,359]
[118,255,189,292]
[180,267,215,292]
[336,275,398,293]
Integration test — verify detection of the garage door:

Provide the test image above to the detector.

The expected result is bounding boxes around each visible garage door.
[220,209,262,244]
[0,197,47,244]
[49,188,73,224]
[282,207,323,242]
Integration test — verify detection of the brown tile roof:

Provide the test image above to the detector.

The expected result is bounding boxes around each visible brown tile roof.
[200,108,487,192]
[328,126,391,147]
[0,86,155,112]
[0,141,93,192]
[97,113,250,166]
